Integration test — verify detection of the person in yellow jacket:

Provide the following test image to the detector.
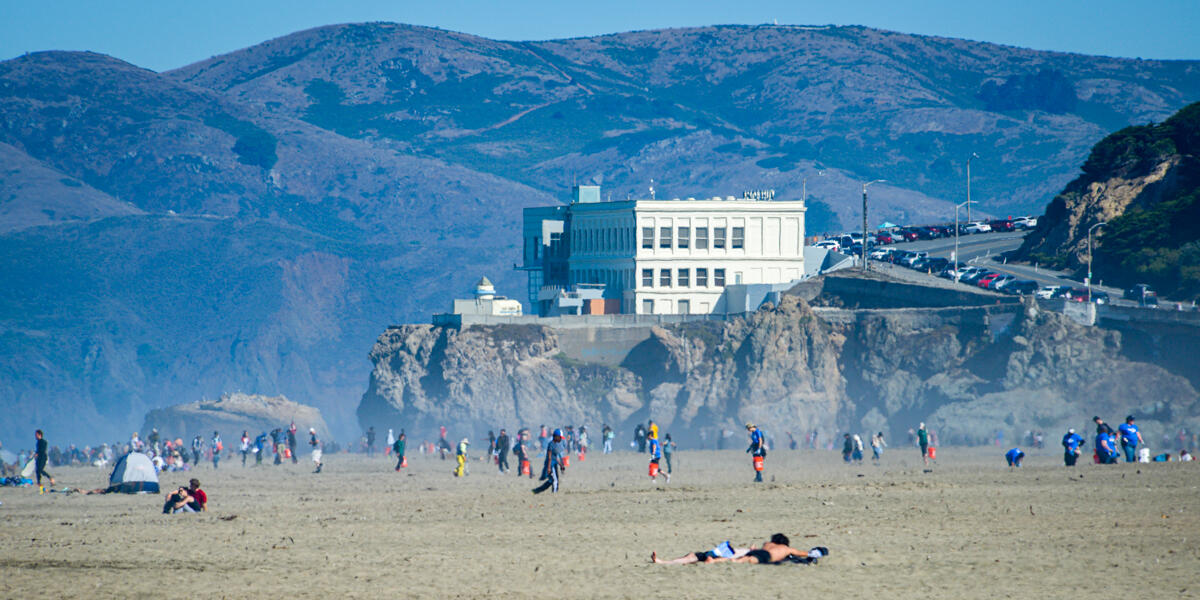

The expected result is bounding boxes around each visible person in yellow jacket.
[454,438,469,477]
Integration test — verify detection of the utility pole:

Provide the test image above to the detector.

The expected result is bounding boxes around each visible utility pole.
[954,199,976,276]
[862,180,885,271]
[966,153,979,224]
[1087,222,1106,300]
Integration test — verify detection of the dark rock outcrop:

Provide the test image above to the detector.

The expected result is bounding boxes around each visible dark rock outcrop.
[142,393,330,439]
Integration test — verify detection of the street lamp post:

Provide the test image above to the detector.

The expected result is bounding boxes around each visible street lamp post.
[1087,222,1107,300]
[954,199,977,278]
[801,170,824,206]
[862,179,885,271]
[966,152,979,224]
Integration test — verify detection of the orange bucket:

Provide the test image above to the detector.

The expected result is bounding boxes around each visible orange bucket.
[521,459,531,476]
[928,447,937,460]
[562,455,570,468]
[649,461,660,478]
[283,448,292,459]
[578,452,586,462]
[753,455,764,471]
[401,457,408,468]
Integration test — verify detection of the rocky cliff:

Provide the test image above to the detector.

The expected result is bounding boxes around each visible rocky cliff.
[358,295,1199,445]
[1013,102,1200,300]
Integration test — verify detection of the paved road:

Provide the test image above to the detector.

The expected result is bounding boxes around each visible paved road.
[880,231,1135,304]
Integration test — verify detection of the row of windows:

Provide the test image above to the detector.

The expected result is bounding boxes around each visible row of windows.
[571,227,633,254]
[641,267,727,288]
[642,226,744,250]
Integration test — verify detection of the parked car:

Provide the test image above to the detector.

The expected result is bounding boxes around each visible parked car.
[876,233,896,245]
[814,240,841,252]
[988,274,1017,290]
[1003,280,1040,295]
[988,219,1016,232]
[977,273,1003,289]
[964,222,992,234]
[899,228,921,242]
[922,257,950,273]
[961,269,993,285]
[900,251,929,268]
[1123,283,1158,306]
[1036,285,1071,299]
[1013,216,1038,229]
[869,248,895,261]
[1066,288,1109,304]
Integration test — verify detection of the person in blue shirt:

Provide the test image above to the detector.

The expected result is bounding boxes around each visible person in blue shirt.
[647,431,669,483]
[532,429,566,494]
[1005,447,1025,467]
[1061,428,1084,466]
[1095,428,1117,464]
[1118,415,1144,463]
[746,423,766,482]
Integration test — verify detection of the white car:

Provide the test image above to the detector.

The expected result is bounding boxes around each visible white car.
[964,222,992,234]
[869,248,894,260]
[1014,216,1038,229]
[813,240,841,252]
[1036,285,1070,299]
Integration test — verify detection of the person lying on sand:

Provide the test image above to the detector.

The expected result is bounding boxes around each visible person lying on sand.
[653,534,826,565]
[709,534,819,565]
[651,540,753,564]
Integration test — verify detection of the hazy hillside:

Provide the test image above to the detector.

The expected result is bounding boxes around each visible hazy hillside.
[1,23,1198,444]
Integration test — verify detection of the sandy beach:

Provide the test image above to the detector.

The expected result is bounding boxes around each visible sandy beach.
[1,445,1197,598]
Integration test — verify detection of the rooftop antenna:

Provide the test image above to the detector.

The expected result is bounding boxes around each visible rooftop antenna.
[649,179,656,200]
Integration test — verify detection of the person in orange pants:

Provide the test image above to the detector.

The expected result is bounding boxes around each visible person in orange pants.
[648,430,669,483]
[746,423,765,482]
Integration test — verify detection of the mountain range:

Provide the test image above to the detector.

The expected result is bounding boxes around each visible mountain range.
[2,22,1198,443]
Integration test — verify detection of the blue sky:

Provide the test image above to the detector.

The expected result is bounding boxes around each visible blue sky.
[2,0,1198,72]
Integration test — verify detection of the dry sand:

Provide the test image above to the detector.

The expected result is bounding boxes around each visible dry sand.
[1,446,1197,598]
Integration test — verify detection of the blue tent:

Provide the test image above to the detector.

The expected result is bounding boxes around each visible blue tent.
[107,452,159,493]
[878,221,897,229]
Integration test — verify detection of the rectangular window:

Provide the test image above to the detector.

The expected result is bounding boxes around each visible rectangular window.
[642,227,654,249]
[715,268,726,286]
[732,226,745,249]
[678,299,690,315]
[714,227,727,249]
[696,268,708,287]
[642,268,654,287]
[642,299,655,314]
[678,268,690,288]
[695,227,708,250]
[677,227,690,249]
[659,227,672,249]
[660,268,671,287]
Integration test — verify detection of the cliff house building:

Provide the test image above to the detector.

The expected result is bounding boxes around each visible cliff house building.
[521,186,806,315]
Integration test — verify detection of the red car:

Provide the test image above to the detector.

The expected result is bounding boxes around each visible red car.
[988,219,1015,232]
[876,233,896,244]
[977,273,1003,289]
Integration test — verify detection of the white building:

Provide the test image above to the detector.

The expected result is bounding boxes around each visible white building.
[450,277,523,316]
[522,186,806,315]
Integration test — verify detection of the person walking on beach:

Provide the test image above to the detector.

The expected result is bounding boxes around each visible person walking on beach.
[287,424,298,464]
[1062,428,1084,466]
[1118,416,1144,463]
[533,429,566,494]
[918,423,930,466]
[454,438,469,477]
[841,433,853,463]
[254,432,267,465]
[191,435,203,466]
[393,431,406,471]
[34,429,55,492]
[746,423,766,482]
[310,428,323,473]
[386,428,395,457]
[648,430,669,483]
[663,433,675,475]
[240,431,250,466]
[366,426,377,458]
[211,431,222,469]
[602,424,613,454]
[496,429,510,473]
[871,432,886,462]
[514,432,532,478]
[1096,426,1118,464]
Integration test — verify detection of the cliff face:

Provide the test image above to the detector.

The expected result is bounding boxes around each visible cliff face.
[142,393,330,439]
[1014,102,1200,299]
[358,297,1199,444]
